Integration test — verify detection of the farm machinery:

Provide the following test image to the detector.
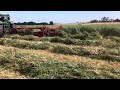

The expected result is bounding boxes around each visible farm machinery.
[0,14,63,37]
[0,14,12,37]
[15,25,63,37]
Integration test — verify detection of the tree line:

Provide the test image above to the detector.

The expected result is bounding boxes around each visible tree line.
[15,21,54,25]
[90,17,120,23]
[14,17,120,25]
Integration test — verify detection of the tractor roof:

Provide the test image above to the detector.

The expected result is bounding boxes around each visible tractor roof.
[0,14,9,16]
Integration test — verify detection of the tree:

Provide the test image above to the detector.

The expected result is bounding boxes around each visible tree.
[101,17,110,22]
[109,19,114,22]
[28,21,36,25]
[114,19,120,22]
[90,19,98,23]
[49,21,54,25]
[106,17,110,22]
[39,22,49,25]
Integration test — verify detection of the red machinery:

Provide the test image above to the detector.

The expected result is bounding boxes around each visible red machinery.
[10,25,63,37]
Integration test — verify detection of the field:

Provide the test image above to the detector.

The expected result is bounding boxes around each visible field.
[0,24,120,79]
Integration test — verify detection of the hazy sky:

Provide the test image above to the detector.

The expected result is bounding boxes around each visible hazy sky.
[0,11,120,23]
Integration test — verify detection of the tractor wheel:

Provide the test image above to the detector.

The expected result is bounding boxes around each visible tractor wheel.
[0,24,4,37]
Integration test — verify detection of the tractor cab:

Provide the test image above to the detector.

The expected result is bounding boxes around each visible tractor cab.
[0,14,15,37]
[0,14,14,33]
[0,14,10,21]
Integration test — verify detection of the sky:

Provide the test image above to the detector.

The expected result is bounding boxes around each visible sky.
[0,11,120,23]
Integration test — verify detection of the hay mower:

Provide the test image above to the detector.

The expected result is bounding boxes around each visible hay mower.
[0,14,63,37]
[14,25,63,37]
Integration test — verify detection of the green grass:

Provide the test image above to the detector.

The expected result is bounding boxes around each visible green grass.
[0,45,120,79]
[4,35,102,46]
[0,38,119,62]
[0,24,120,79]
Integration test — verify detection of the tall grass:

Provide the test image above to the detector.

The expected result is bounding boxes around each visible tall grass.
[62,25,120,37]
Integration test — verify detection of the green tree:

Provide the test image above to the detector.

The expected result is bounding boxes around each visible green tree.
[49,21,54,25]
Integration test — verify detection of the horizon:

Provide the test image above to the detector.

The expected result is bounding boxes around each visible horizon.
[0,11,120,23]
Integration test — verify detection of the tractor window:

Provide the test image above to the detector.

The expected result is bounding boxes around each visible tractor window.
[0,17,4,21]
[4,16,8,20]
[8,17,10,20]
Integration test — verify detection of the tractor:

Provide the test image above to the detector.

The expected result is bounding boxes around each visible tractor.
[0,14,63,37]
[0,14,17,37]
[0,14,15,37]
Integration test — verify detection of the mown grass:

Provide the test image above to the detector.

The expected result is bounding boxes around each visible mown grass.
[0,38,119,62]
[4,34,119,50]
[3,34,103,46]
[0,45,120,79]
[0,67,28,79]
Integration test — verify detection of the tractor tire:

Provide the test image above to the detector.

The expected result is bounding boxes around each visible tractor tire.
[0,24,4,37]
